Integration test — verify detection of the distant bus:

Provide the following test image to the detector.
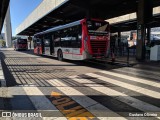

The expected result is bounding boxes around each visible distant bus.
[33,18,110,60]
[13,38,28,50]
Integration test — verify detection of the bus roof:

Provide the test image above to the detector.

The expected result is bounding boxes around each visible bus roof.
[13,38,27,42]
[34,19,83,36]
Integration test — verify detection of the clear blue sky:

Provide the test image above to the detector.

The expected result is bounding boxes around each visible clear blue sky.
[10,0,42,36]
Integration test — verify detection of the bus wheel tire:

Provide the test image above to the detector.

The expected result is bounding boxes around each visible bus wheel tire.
[58,50,63,61]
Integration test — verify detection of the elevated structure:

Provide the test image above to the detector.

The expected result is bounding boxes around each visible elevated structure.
[3,4,12,47]
[108,7,160,24]
[16,0,160,36]
[16,0,160,60]
[109,7,160,33]
[16,0,66,36]
[0,0,10,33]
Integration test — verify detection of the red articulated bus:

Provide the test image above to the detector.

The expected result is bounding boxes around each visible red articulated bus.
[13,38,28,51]
[33,18,110,60]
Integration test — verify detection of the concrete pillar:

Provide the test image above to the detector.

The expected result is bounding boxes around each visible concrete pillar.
[4,3,12,48]
[136,0,153,60]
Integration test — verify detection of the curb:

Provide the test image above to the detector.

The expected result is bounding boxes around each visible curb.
[0,60,6,87]
[0,59,6,110]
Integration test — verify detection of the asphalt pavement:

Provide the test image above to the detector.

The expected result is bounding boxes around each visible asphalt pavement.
[0,49,160,120]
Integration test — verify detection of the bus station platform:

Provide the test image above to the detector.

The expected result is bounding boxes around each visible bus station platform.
[0,48,160,119]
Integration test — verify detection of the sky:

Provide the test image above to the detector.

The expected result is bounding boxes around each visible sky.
[10,0,43,36]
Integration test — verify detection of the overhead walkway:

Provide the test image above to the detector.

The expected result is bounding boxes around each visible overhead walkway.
[0,0,10,33]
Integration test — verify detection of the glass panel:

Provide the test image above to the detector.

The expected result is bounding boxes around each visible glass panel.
[87,20,109,36]
[18,39,27,44]
[61,25,82,48]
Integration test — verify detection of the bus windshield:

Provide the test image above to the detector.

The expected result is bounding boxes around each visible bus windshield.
[87,20,109,36]
[18,39,27,44]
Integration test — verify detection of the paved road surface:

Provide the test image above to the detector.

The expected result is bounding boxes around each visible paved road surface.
[0,49,160,120]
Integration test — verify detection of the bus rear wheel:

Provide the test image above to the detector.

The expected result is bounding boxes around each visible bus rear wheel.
[58,50,63,61]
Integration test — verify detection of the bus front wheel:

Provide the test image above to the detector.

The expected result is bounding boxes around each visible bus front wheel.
[58,50,63,61]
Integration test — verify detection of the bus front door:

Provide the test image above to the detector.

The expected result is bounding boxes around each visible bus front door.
[42,38,49,55]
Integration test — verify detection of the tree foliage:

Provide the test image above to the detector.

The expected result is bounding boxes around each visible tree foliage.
[0,39,6,47]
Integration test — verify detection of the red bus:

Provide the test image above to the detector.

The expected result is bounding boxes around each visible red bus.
[33,18,110,60]
[13,38,28,50]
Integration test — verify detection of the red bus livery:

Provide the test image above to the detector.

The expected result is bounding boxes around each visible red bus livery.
[13,38,28,51]
[33,18,110,60]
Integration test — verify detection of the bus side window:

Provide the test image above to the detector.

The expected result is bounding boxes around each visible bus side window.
[54,31,61,47]
[67,28,73,47]
[61,28,73,48]
[72,25,82,48]
[77,25,82,48]
[61,29,67,47]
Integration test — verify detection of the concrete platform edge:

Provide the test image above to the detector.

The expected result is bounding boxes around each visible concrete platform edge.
[0,59,6,110]
[0,60,6,87]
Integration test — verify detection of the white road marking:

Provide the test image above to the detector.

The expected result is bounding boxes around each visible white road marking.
[23,87,64,119]
[48,79,68,87]
[47,79,126,120]
[119,67,160,76]
[100,71,160,88]
[68,78,102,87]
[87,73,160,99]
[92,87,160,112]
[70,76,160,112]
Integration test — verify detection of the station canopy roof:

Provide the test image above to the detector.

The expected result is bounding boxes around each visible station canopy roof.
[111,12,160,33]
[18,0,160,35]
[0,0,10,33]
